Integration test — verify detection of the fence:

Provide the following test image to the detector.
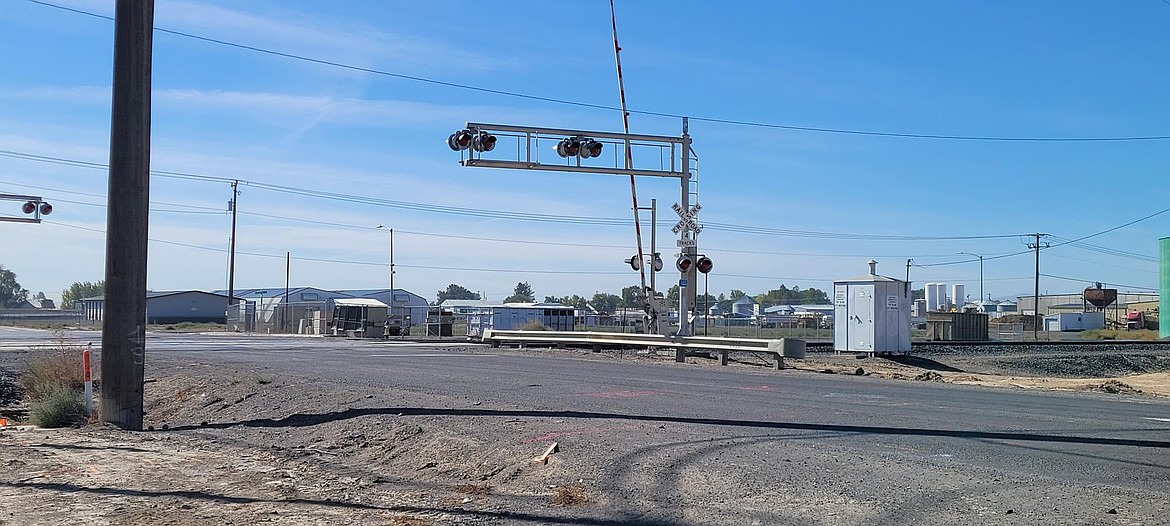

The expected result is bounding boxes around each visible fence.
[0,309,86,326]
[989,323,1026,342]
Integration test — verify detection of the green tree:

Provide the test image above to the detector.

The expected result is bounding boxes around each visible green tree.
[436,284,480,303]
[564,294,590,309]
[590,292,621,314]
[504,281,535,303]
[667,285,680,308]
[754,285,830,308]
[696,292,717,313]
[61,280,104,309]
[0,265,28,308]
[620,285,642,308]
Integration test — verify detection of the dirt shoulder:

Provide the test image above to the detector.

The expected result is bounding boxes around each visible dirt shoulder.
[2,342,1169,525]
[2,358,614,526]
[785,353,1170,397]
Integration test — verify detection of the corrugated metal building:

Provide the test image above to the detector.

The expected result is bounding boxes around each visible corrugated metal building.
[80,290,239,324]
[1016,292,1158,316]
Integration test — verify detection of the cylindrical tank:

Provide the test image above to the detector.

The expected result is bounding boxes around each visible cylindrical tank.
[952,284,965,309]
[925,283,938,311]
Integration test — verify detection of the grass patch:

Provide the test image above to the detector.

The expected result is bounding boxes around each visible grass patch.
[147,322,226,332]
[255,375,274,385]
[1081,329,1160,341]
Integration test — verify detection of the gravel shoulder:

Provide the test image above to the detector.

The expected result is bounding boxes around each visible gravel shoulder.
[2,337,1169,525]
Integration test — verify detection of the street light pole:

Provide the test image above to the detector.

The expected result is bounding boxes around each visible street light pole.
[958,252,984,310]
[376,225,394,323]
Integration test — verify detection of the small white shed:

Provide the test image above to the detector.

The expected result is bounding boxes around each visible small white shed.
[833,260,912,354]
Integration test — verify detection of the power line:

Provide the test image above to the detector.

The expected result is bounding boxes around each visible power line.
[0,147,1029,241]
[1048,237,1158,263]
[24,0,1170,143]
[6,177,1007,258]
[1048,206,1170,250]
[1045,252,1157,274]
[1039,273,1155,292]
[44,220,632,276]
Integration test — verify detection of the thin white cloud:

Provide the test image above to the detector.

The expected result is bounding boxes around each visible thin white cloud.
[42,0,512,74]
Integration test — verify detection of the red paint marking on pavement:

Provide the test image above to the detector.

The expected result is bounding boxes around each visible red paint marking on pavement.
[520,424,641,445]
[584,390,656,399]
[736,385,772,391]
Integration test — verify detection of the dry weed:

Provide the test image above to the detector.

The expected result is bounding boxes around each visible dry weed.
[19,331,89,401]
[454,483,492,496]
[551,483,589,507]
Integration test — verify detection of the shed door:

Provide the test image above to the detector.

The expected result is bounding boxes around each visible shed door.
[849,286,874,350]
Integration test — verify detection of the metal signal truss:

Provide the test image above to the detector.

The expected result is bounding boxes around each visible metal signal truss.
[449,122,688,179]
[449,119,703,341]
[0,193,53,224]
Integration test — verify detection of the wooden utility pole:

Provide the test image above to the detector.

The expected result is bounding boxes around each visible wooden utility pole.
[1027,233,1049,341]
[100,0,154,430]
[227,180,239,305]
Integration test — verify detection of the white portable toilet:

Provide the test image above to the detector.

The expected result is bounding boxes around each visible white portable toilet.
[833,260,912,354]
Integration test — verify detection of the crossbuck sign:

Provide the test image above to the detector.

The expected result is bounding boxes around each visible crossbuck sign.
[671,202,702,235]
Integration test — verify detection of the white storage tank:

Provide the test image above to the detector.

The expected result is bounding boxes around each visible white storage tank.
[925,283,939,312]
[952,284,965,310]
[833,260,912,354]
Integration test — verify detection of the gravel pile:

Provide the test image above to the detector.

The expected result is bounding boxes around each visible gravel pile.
[911,343,1170,378]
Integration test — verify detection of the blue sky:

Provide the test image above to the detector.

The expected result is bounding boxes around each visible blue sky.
[1,0,1166,304]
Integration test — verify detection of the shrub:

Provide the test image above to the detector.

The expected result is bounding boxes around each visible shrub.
[20,348,84,401]
[29,385,85,428]
[518,320,548,331]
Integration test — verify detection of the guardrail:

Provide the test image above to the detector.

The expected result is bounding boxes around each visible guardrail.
[481,329,806,368]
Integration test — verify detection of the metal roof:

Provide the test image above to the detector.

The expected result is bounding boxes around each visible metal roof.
[331,298,388,307]
[837,274,902,283]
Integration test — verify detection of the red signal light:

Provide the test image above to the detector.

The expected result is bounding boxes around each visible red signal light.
[696,257,713,274]
[472,131,497,152]
[554,137,581,158]
[22,201,36,214]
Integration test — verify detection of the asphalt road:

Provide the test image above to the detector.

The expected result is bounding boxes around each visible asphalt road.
[5,327,1170,523]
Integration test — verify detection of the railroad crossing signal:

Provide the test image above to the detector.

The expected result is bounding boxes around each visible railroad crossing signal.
[625,253,663,272]
[1,193,53,224]
[447,129,497,153]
